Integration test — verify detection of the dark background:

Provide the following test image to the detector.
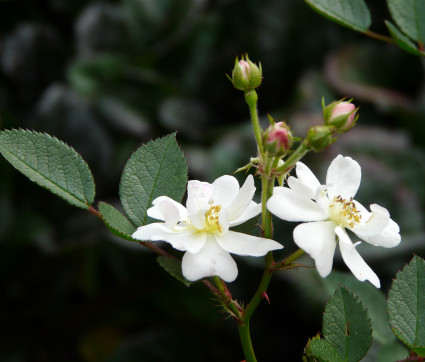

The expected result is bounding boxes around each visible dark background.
[0,0,424,361]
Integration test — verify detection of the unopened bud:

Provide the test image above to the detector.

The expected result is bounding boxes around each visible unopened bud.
[306,125,335,152]
[231,54,262,91]
[263,121,293,156]
[323,99,358,133]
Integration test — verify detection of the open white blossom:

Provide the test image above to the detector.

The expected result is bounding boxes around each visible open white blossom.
[132,175,283,282]
[267,155,400,288]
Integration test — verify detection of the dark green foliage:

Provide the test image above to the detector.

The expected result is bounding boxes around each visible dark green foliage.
[119,134,188,226]
[305,287,372,362]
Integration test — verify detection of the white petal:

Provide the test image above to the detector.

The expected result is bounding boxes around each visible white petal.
[293,161,321,197]
[147,196,187,223]
[212,175,239,209]
[216,231,283,256]
[228,174,256,220]
[267,188,328,222]
[361,219,401,248]
[293,221,337,277]
[229,201,261,227]
[352,203,389,239]
[186,180,213,229]
[336,226,381,288]
[182,237,238,282]
[287,176,316,199]
[218,207,230,234]
[326,155,361,199]
[132,223,206,253]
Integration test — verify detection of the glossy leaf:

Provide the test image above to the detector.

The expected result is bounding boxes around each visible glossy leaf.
[98,202,136,241]
[387,0,425,44]
[0,129,95,209]
[385,20,425,56]
[387,255,425,357]
[303,0,371,32]
[119,134,188,226]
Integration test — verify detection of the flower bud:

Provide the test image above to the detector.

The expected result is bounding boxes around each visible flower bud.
[263,121,293,156]
[323,99,358,133]
[306,125,335,152]
[231,54,262,91]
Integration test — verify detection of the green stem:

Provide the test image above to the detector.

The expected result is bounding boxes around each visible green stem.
[238,154,275,362]
[244,90,264,160]
[363,30,395,44]
[275,140,309,175]
[271,248,305,270]
[238,322,256,362]
[213,276,242,320]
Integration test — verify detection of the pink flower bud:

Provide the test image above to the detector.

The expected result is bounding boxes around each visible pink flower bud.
[231,54,262,91]
[330,102,355,125]
[238,60,250,82]
[263,121,293,156]
[323,99,358,133]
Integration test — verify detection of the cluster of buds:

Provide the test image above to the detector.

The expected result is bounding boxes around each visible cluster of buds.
[263,120,294,157]
[306,99,358,152]
[231,54,262,91]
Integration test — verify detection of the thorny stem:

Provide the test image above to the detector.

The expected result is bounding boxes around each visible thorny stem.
[213,276,243,321]
[238,138,311,362]
[271,248,305,270]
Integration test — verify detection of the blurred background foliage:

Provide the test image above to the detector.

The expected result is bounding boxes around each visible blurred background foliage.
[0,0,424,361]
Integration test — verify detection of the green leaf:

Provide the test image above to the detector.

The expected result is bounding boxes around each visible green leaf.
[387,255,425,356]
[98,202,136,241]
[119,134,188,226]
[320,271,395,345]
[376,341,409,362]
[157,256,192,287]
[323,287,372,361]
[305,336,343,362]
[0,129,95,209]
[303,0,371,32]
[385,20,425,56]
[387,0,425,44]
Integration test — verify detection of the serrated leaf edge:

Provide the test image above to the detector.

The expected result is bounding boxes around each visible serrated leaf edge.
[119,132,188,226]
[0,128,95,209]
[387,255,425,350]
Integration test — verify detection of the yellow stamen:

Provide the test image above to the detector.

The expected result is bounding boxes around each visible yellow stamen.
[205,205,222,233]
[329,195,362,228]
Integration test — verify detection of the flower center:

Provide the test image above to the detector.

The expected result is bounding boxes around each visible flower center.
[328,195,361,228]
[205,205,222,233]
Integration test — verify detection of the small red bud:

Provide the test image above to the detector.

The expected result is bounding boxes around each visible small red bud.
[263,121,293,156]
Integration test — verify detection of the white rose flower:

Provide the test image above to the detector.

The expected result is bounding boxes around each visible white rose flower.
[132,174,283,282]
[267,155,400,288]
